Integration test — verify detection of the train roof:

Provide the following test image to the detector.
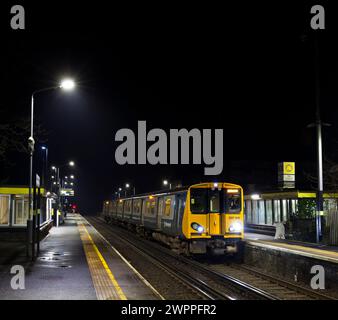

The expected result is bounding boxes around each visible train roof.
[109,182,242,202]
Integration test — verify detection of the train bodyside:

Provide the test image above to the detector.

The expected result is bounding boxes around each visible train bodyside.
[103,182,244,255]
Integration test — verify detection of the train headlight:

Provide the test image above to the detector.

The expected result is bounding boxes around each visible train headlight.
[191,222,204,233]
[229,222,242,232]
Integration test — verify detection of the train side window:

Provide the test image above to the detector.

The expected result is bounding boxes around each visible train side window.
[150,198,156,215]
[164,196,172,217]
[158,197,164,216]
[133,199,141,215]
[190,188,207,214]
[145,197,156,215]
[117,200,123,214]
[125,200,132,214]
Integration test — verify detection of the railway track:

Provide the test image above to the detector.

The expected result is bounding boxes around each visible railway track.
[89,216,337,300]
[205,263,335,300]
[87,216,234,300]
[87,217,285,300]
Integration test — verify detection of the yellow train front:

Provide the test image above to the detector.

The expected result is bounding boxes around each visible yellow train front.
[102,182,244,255]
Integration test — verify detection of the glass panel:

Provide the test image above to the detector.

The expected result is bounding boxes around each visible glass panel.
[266,200,273,225]
[252,200,258,224]
[190,189,207,214]
[158,197,164,216]
[258,200,265,224]
[164,196,172,217]
[117,200,123,214]
[125,200,132,214]
[225,191,241,213]
[209,190,220,213]
[133,199,141,215]
[282,199,288,221]
[274,200,281,222]
[14,196,29,225]
[146,197,156,215]
[245,200,252,223]
[0,195,10,225]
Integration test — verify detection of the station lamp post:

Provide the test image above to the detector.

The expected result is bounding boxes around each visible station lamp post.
[28,79,75,259]
[125,183,136,196]
[125,183,130,197]
[41,146,48,190]
[28,79,75,224]
[163,179,171,190]
[307,34,330,243]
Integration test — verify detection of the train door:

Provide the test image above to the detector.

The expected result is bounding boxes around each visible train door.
[208,189,222,235]
[189,188,209,235]
[175,193,186,234]
[157,197,164,230]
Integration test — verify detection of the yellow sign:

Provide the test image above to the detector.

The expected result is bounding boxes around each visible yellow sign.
[283,162,295,175]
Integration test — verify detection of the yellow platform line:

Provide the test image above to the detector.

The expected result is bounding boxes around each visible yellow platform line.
[263,241,338,258]
[77,222,127,300]
[248,240,338,263]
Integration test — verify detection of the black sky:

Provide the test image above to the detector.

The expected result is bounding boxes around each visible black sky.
[0,1,338,213]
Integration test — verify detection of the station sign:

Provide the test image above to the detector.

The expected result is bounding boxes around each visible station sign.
[278,162,295,189]
[60,188,74,196]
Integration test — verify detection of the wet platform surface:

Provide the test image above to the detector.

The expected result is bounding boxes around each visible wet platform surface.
[0,214,160,300]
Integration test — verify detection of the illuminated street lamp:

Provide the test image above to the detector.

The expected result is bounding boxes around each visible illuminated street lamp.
[163,179,171,190]
[60,79,75,90]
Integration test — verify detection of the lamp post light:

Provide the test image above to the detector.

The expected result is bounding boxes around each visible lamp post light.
[163,179,171,190]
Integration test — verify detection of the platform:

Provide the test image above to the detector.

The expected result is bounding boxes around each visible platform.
[0,214,161,300]
[245,233,338,264]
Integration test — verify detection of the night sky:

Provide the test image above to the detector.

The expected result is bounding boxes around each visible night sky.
[0,1,337,214]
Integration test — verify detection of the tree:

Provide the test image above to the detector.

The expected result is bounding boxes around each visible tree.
[0,116,47,176]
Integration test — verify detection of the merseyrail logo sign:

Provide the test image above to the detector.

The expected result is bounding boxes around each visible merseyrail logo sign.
[283,162,295,175]
[278,162,295,189]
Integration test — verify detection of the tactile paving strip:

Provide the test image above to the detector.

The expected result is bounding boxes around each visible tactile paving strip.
[77,222,127,300]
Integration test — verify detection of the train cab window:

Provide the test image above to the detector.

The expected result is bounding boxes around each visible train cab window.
[209,190,220,213]
[225,190,241,213]
[190,188,207,214]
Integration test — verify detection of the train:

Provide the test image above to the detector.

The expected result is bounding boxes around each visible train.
[102,182,244,255]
